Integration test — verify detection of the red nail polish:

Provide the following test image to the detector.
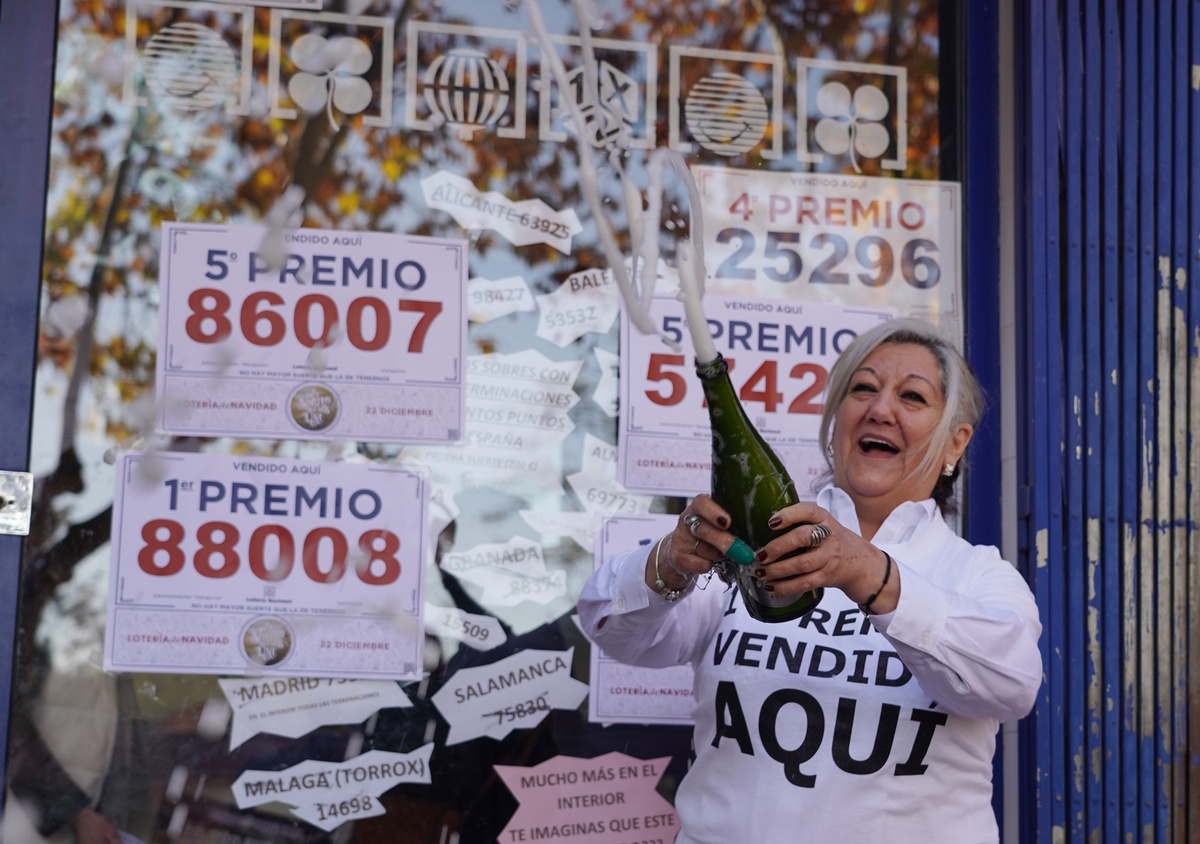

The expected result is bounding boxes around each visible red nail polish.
[763,584,775,592]
[717,516,729,528]
[755,550,767,563]
[753,568,765,578]
[768,516,782,529]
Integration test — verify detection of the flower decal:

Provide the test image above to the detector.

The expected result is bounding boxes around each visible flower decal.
[813,81,891,173]
[287,34,374,129]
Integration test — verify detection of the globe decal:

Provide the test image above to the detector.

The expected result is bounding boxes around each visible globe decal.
[424,49,511,132]
[143,22,239,111]
[684,71,769,156]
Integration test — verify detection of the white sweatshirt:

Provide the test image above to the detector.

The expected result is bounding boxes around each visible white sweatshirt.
[577,487,1042,844]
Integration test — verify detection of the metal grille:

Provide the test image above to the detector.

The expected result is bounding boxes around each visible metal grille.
[1020,1,1200,841]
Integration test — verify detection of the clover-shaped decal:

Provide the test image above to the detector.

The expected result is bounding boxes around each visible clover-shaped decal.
[813,81,891,173]
[288,33,374,129]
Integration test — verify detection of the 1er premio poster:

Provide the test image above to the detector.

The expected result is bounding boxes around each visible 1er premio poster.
[105,450,428,680]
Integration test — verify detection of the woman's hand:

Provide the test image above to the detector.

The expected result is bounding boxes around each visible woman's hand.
[71,807,123,844]
[749,502,899,613]
[644,494,753,594]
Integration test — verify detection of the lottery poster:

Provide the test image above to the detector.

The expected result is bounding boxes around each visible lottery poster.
[155,222,466,443]
[618,295,891,496]
[694,165,962,318]
[589,514,696,726]
[104,450,428,679]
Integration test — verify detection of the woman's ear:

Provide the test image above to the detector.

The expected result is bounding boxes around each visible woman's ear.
[944,422,974,467]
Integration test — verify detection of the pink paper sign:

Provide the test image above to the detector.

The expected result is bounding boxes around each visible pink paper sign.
[495,752,678,844]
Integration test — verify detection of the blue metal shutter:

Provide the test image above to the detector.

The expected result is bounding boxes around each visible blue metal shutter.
[1018,1,1200,841]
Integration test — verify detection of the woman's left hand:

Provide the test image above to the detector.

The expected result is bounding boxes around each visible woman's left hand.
[752,502,898,613]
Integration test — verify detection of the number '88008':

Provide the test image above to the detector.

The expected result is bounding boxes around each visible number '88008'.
[136,519,401,585]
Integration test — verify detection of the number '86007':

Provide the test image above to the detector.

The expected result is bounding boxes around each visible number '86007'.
[136,519,401,585]
[184,289,442,354]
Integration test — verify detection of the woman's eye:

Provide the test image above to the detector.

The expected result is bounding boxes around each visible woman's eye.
[902,391,927,403]
[850,382,876,394]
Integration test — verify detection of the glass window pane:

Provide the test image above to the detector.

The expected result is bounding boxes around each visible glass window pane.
[6,2,950,842]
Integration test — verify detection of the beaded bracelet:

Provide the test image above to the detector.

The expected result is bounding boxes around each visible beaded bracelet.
[859,551,893,615]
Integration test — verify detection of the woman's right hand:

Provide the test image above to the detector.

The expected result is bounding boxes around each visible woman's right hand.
[644,494,756,593]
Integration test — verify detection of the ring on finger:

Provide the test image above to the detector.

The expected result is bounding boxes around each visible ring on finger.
[809,523,831,548]
[683,513,703,535]
[692,539,702,555]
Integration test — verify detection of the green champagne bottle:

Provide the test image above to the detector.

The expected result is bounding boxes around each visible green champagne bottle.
[696,354,823,623]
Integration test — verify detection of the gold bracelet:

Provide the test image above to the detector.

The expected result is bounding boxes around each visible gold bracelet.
[653,535,693,602]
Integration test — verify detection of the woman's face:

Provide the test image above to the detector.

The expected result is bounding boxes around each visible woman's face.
[831,342,972,515]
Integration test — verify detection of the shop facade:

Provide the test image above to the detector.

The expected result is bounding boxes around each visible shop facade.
[0,1,1197,842]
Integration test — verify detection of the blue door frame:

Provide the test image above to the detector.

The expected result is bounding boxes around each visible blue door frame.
[0,0,58,790]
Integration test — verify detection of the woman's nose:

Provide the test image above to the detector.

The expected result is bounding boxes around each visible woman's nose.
[866,393,897,422]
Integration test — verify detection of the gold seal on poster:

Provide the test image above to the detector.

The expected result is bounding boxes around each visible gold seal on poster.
[241,617,294,667]
[288,383,341,433]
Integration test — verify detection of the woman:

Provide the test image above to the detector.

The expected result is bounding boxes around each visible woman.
[578,318,1042,844]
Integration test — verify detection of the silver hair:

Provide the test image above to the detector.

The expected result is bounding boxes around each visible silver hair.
[816,317,984,505]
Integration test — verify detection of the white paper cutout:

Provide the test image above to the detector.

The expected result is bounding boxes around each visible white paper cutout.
[518,509,598,552]
[441,538,567,608]
[424,604,507,652]
[218,677,412,749]
[534,268,621,347]
[421,171,582,253]
[566,434,653,516]
[431,647,588,745]
[591,347,620,418]
[231,746,433,831]
[402,350,582,497]
[467,275,536,323]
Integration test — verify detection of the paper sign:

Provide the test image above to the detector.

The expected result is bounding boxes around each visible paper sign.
[105,451,427,679]
[566,434,653,516]
[591,347,620,417]
[401,350,582,496]
[441,537,567,608]
[694,165,961,317]
[617,295,889,496]
[467,275,536,323]
[534,268,621,347]
[590,515,695,725]
[424,604,507,652]
[431,647,588,745]
[422,171,583,254]
[232,746,433,831]
[155,222,467,443]
[218,677,412,749]
[495,753,679,844]
[518,509,597,552]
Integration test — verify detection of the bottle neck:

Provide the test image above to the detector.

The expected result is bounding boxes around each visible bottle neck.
[694,354,728,382]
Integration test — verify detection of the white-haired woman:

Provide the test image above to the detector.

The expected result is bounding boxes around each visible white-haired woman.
[578,317,1042,844]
